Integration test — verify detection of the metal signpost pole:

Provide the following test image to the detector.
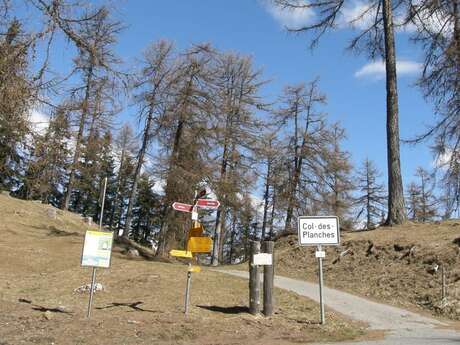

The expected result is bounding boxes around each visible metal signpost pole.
[185,264,192,315]
[318,244,325,325]
[86,177,108,319]
[99,177,107,230]
[298,216,339,326]
[87,268,97,318]
[184,191,198,315]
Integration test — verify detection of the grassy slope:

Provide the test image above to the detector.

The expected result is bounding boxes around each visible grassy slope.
[275,221,460,320]
[0,194,367,345]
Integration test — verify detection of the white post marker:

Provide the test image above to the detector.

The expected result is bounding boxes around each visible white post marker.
[298,216,340,325]
[252,253,273,266]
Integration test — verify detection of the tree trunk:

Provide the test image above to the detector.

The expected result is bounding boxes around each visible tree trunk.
[156,116,186,257]
[382,0,406,225]
[284,102,299,233]
[366,161,371,229]
[218,209,228,264]
[261,158,271,240]
[269,188,277,240]
[211,125,230,266]
[228,214,236,264]
[62,67,93,210]
[123,109,154,238]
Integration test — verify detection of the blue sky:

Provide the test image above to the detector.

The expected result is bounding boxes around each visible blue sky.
[30,0,437,187]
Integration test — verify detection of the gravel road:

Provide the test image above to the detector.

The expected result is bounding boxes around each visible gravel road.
[217,269,460,345]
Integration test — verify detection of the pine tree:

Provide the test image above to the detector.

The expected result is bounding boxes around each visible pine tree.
[97,131,117,225]
[274,0,407,225]
[406,182,422,221]
[209,51,264,265]
[355,158,387,230]
[131,173,161,246]
[407,0,460,215]
[125,40,178,242]
[406,168,438,222]
[62,6,123,210]
[0,20,32,190]
[20,108,72,205]
[274,79,327,233]
[156,45,215,256]
[319,124,355,227]
[109,124,137,233]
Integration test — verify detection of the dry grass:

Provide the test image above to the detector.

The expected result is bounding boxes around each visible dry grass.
[0,195,366,344]
[274,220,460,320]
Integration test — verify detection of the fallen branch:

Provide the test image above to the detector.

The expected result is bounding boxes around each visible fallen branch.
[332,248,352,264]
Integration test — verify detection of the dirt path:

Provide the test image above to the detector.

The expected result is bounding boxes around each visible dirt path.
[217,270,460,345]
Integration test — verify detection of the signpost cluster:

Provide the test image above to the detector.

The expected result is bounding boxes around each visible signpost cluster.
[170,190,220,314]
[297,216,340,325]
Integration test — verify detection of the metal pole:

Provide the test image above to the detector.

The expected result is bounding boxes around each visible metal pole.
[99,177,108,230]
[185,264,192,314]
[87,267,97,318]
[318,245,325,325]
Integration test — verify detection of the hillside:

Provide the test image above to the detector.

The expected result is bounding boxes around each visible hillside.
[275,221,460,320]
[0,194,367,345]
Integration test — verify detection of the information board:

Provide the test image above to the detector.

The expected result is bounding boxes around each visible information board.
[297,216,340,246]
[81,230,114,268]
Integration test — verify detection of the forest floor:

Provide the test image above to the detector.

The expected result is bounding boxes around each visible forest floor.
[271,220,460,321]
[0,194,367,345]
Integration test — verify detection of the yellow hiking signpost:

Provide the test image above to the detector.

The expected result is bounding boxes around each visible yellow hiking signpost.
[169,190,219,314]
[187,236,212,253]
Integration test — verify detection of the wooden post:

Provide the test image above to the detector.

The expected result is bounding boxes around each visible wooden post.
[441,264,447,302]
[249,240,261,315]
[263,241,274,317]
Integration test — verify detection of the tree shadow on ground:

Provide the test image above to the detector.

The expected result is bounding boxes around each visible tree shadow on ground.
[196,305,249,315]
[96,301,158,313]
[31,306,73,314]
[18,298,73,315]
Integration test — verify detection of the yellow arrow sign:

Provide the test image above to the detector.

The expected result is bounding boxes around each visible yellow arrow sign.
[169,250,193,258]
[187,237,212,253]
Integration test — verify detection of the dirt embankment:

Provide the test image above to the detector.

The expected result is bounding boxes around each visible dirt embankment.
[0,194,366,344]
[275,221,460,320]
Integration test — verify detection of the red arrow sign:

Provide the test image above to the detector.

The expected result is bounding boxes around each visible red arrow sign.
[196,199,220,209]
[172,202,193,213]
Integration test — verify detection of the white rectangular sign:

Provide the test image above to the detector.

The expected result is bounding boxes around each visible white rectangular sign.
[298,216,340,246]
[81,230,114,268]
[315,250,326,258]
[252,253,273,266]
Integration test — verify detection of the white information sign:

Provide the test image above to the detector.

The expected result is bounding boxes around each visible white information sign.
[298,216,340,246]
[81,230,114,268]
[252,253,273,266]
[315,250,326,258]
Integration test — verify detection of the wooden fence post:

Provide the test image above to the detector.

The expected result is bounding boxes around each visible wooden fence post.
[249,240,261,315]
[441,264,447,303]
[263,241,274,317]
